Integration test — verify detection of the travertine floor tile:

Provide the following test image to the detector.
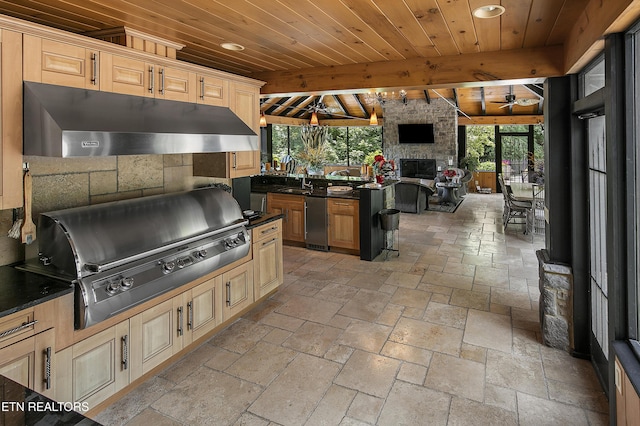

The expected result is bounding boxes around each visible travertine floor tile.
[389,317,463,356]
[305,385,356,426]
[334,350,400,398]
[486,350,548,398]
[248,353,340,425]
[377,381,450,426]
[225,341,297,386]
[448,397,517,426]
[517,392,589,426]
[424,352,486,402]
[464,309,513,353]
[336,320,392,352]
[151,367,262,425]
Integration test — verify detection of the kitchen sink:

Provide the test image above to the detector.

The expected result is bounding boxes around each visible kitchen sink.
[278,188,312,195]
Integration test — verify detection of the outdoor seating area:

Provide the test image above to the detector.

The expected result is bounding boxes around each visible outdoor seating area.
[498,175,546,236]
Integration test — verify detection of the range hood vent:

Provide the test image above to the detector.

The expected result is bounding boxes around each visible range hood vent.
[24,82,258,157]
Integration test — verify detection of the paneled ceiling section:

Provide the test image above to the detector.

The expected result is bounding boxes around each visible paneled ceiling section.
[0,0,634,124]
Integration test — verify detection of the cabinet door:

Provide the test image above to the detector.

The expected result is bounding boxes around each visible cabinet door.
[328,199,360,250]
[266,194,305,242]
[187,276,223,343]
[0,29,23,210]
[196,74,228,106]
[222,262,254,321]
[228,81,260,177]
[130,294,185,380]
[253,223,283,299]
[157,66,196,102]
[229,151,260,178]
[23,35,99,89]
[101,53,153,97]
[0,337,35,390]
[56,320,129,406]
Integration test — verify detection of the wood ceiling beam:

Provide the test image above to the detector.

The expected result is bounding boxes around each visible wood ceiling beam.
[257,46,563,96]
[332,95,349,115]
[353,94,368,117]
[564,0,640,73]
[293,95,320,118]
[264,97,291,115]
[423,90,431,104]
[458,115,543,125]
[480,87,486,115]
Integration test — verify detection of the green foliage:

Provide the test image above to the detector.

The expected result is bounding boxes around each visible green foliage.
[271,124,382,167]
[364,149,383,166]
[477,161,496,171]
[465,126,495,167]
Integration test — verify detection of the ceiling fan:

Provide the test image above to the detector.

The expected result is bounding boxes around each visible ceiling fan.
[494,94,539,108]
[275,95,372,121]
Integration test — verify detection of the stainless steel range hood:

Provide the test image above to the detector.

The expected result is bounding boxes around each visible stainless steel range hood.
[23,82,258,157]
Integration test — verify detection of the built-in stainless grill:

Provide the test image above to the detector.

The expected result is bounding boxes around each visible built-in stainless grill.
[20,187,250,329]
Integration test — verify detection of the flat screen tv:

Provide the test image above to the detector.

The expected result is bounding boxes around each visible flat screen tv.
[398,123,435,144]
[400,159,436,180]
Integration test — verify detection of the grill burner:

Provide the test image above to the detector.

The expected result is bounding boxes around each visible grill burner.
[19,187,250,329]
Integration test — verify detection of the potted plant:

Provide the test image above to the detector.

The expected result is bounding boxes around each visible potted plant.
[297,125,329,174]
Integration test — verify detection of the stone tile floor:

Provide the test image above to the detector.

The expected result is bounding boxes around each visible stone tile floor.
[95,193,609,426]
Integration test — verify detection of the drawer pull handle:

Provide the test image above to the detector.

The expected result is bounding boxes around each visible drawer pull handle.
[187,301,193,330]
[226,282,231,306]
[0,320,37,339]
[44,346,52,389]
[149,66,155,94]
[91,53,98,85]
[200,77,205,100]
[260,226,278,234]
[262,238,277,247]
[121,335,128,370]
[177,306,184,336]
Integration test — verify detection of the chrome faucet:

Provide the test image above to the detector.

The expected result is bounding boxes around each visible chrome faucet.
[301,176,313,191]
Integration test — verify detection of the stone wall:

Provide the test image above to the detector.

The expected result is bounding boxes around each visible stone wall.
[537,249,573,352]
[0,154,225,265]
[382,98,458,169]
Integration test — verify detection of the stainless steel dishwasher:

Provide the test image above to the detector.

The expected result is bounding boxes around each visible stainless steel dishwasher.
[305,196,328,251]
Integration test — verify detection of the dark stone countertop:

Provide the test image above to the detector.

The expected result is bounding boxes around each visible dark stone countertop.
[0,265,74,319]
[0,375,101,425]
[245,212,285,230]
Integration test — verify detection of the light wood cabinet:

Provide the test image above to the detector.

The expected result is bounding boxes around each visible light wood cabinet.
[56,320,129,407]
[267,193,306,243]
[0,328,55,399]
[129,294,186,381]
[222,261,254,321]
[100,53,196,102]
[0,29,23,210]
[252,219,284,300]
[23,35,99,89]
[196,73,228,106]
[328,198,360,251]
[472,171,497,193]
[184,276,223,344]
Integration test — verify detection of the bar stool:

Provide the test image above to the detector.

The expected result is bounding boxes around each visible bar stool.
[379,208,400,260]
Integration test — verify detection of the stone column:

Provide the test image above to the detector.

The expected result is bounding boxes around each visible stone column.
[536,249,573,352]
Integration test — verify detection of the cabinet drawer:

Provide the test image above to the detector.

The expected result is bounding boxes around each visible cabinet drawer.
[328,199,358,214]
[0,309,36,349]
[252,219,282,243]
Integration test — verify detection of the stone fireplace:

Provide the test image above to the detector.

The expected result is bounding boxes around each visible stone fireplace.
[381,98,458,170]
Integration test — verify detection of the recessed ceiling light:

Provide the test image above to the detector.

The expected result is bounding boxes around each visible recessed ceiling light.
[473,5,505,19]
[220,42,245,51]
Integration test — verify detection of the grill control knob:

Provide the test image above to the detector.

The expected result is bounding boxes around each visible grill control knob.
[193,249,207,259]
[121,277,134,289]
[105,281,120,295]
[177,256,193,269]
[162,260,176,274]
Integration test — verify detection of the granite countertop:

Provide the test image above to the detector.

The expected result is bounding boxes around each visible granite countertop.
[0,375,100,425]
[0,265,74,319]
[245,212,285,229]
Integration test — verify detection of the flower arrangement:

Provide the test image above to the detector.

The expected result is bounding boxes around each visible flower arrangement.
[372,154,395,183]
[297,125,329,172]
[443,168,457,178]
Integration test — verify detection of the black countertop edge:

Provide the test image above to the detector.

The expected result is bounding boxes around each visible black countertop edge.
[0,265,74,319]
[613,340,640,397]
[0,375,101,425]
[245,212,285,230]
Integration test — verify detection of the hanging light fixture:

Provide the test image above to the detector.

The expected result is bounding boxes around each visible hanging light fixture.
[259,111,267,127]
[369,108,378,126]
[309,111,319,126]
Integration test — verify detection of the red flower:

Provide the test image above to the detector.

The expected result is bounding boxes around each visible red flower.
[374,154,384,163]
[443,169,456,178]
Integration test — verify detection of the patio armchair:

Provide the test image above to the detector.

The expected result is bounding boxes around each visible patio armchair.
[394,180,435,214]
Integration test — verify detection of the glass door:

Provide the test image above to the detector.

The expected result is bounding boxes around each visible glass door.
[587,114,609,385]
[499,135,530,183]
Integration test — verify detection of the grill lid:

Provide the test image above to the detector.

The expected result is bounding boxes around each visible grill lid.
[37,187,246,279]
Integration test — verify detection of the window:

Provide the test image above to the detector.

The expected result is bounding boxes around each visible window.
[270,125,382,167]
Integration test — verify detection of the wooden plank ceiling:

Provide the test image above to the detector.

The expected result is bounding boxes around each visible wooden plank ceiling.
[1,0,634,124]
